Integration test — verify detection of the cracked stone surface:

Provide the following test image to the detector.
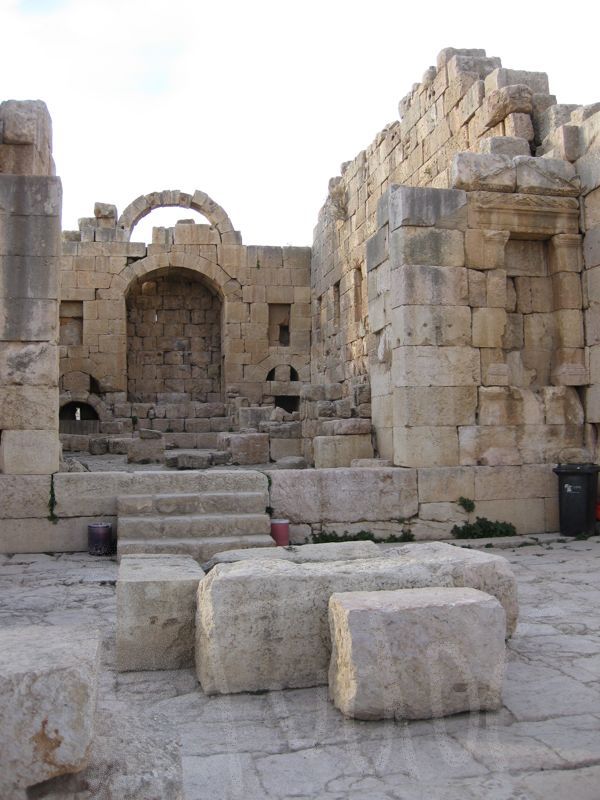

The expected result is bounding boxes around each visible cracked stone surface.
[0,539,599,799]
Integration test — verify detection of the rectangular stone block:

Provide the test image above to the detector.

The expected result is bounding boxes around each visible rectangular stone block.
[391,304,471,346]
[452,153,516,193]
[313,434,373,468]
[195,542,517,693]
[0,174,62,217]
[418,466,475,503]
[389,227,465,267]
[465,229,509,269]
[266,467,418,525]
[391,264,469,307]
[0,625,99,794]
[478,387,544,426]
[393,386,476,427]
[0,429,59,474]
[548,234,582,274]
[472,308,507,347]
[474,464,557,500]
[0,385,57,430]
[392,346,480,386]
[117,555,205,671]
[467,192,579,236]
[0,255,59,299]
[0,213,61,257]
[270,437,302,461]
[393,425,459,467]
[473,498,546,535]
[0,341,58,386]
[514,156,580,197]
[328,587,505,720]
[0,298,58,341]
[217,432,269,465]
[365,224,388,271]
[386,185,467,231]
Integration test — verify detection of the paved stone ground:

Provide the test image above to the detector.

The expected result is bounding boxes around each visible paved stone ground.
[1,538,600,799]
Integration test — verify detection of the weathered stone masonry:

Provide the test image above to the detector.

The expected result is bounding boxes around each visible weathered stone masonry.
[1,46,600,551]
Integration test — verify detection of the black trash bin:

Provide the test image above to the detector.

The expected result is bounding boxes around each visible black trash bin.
[553,463,600,537]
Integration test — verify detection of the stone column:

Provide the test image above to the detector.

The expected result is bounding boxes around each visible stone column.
[0,100,62,474]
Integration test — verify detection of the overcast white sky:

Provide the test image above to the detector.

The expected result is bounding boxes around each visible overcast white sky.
[2,0,598,245]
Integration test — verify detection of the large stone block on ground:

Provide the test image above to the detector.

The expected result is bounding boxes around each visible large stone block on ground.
[203,541,379,570]
[117,555,205,671]
[0,625,100,794]
[313,434,373,467]
[328,587,505,720]
[266,467,418,524]
[195,542,517,694]
[126,436,165,464]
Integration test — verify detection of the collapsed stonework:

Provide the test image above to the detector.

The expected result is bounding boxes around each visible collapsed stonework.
[1,46,600,551]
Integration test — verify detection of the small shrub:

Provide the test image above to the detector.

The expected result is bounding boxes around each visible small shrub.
[457,496,475,513]
[310,529,414,545]
[451,517,517,539]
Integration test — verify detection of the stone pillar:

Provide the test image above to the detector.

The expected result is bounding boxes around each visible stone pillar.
[0,100,61,474]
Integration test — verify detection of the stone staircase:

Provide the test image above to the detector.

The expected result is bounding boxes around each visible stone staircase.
[116,470,274,560]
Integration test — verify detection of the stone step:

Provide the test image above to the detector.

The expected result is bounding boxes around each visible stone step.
[118,513,271,540]
[117,534,275,561]
[117,492,267,517]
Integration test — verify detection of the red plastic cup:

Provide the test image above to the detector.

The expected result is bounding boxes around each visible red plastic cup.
[270,518,290,547]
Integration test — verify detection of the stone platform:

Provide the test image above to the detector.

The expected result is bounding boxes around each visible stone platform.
[1,539,600,798]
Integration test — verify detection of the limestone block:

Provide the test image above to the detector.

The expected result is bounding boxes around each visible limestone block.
[467,192,579,237]
[514,276,553,313]
[270,437,302,461]
[465,229,509,269]
[0,429,59,474]
[542,386,584,425]
[238,406,273,429]
[266,467,418,525]
[328,587,505,720]
[313,435,373,468]
[386,185,467,231]
[504,113,534,141]
[116,555,205,671]
[319,419,371,436]
[459,425,520,466]
[392,345,480,386]
[418,501,469,524]
[481,349,510,386]
[473,498,546,535]
[418,466,475,502]
[389,227,465,267]
[483,85,533,129]
[0,625,100,793]
[365,224,388,271]
[0,341,57,386]
[484,68,549,95]
[393,425,459,468]
[477,136,530,157]
[584,228,600,269]
[552,272,582,308]
[468,269,486,306]
[474,464,557,501]
[451,153,516,193]
[514,156,579,197]
[547,234,582,275]
[550,348,588,386]
[0,385,57,430]
[0,298,58,341]
[487,270,507,307]
[472,307,507,347]
[218,432,269,465]
[556,309,584,347]
[584,188,600,230]
[204,541,379,571]
[0,174,61,217]
[126,436,164,464]
[195,542,517,693]
[393,386,476,427]
[478,386,544,426]
[391,264,468,307]
[0,474,51,519]
[391,304,471,346]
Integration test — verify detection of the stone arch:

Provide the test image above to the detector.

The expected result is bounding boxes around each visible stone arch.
[59,392,111,421]
[260,355,307,383]
[120,251,241,302]
[117,189,236,241]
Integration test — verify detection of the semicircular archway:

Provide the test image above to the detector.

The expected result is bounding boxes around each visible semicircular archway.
[117,189,236,242]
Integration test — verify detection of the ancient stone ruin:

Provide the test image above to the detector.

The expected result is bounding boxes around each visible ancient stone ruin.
[1,46,600,549]
[2,44,600,798]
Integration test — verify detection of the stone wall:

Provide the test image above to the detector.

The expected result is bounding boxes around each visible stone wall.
[0,100,62,475]
[59,195,312,430]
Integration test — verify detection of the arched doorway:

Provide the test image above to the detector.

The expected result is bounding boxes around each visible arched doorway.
[59,401,100,434]
[126,268,223,403]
